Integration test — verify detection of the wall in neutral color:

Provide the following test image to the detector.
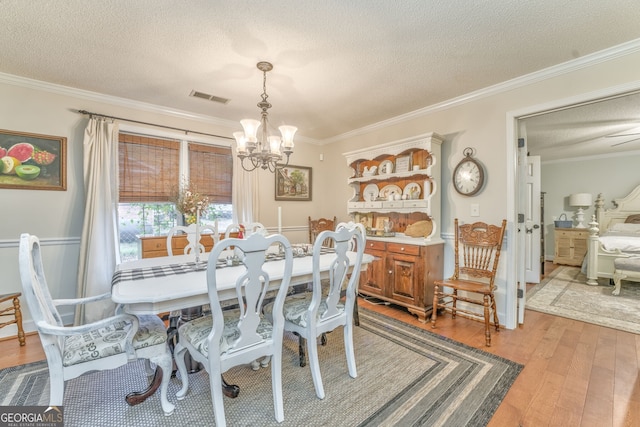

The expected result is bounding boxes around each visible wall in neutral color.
[2,47,640,338]
[541,153,640,260]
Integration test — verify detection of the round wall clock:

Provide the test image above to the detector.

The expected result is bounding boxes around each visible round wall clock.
[453,147,485,196]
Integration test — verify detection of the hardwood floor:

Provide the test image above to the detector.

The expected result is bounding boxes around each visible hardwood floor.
[2,262,638,426]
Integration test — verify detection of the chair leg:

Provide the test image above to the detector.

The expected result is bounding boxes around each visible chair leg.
[174,344,190,400]
[13,297,25,346]
[48,368,64,406]
[343,322,357,379]
[483,295,491,347]
[270,350,285,422]
[208,365,227,427]
[431,284,439,328]
[491,294,500,332]
[452,289,458,318]
[306,333,325,399]
[353,298,360,327]
[150,350,176,416]
[294,332,307,367]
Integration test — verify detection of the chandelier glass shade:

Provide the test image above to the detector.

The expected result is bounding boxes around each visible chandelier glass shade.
[233,61,297,173]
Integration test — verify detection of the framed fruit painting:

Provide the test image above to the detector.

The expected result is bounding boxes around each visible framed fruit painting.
[0,129,66,191]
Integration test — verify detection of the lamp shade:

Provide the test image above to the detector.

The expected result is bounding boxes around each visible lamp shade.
[569,193,592,207]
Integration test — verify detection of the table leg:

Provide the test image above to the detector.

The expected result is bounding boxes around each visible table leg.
[126,367,163,406]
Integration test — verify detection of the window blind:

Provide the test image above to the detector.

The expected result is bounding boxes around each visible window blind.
[188,142,232,204]
[118,133,180,202]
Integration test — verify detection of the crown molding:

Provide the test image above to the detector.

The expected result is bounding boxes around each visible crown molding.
[3,38,640,147]
[0,71,240,129]
[322,38,640,145]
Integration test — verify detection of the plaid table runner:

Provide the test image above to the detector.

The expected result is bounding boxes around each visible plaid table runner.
[112,246,334,287]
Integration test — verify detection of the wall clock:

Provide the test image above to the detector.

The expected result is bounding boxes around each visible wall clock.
[453,147,485,196]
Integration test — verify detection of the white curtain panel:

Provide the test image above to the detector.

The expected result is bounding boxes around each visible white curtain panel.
[75,117,120,325]
[231,143,259,224]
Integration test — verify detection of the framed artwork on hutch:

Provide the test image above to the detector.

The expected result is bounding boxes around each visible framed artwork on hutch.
[275,165,312,201]
[0,129,67,191]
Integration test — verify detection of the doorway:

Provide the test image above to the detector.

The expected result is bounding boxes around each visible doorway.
[507,82,640,328]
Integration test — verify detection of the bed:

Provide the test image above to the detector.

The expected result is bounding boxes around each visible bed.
[585,184,640,285]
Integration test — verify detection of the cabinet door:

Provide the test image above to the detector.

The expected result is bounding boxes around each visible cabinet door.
[359,248,386,297]
[388,252,420,305]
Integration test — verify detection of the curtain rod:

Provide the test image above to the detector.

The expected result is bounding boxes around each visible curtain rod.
[76,109,234,140]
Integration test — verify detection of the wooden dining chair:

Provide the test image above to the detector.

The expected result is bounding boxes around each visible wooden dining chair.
[308,216,336,247]
[266,223,365,399]
[431,219,507,347]
[0,292,25,346]
[18,233,175,415]
[174,233,294,426]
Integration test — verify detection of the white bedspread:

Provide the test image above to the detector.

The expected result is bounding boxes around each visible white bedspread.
[599,231,640,253]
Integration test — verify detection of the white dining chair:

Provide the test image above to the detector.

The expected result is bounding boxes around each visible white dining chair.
[173,233,293,426]
[223,222,266,239]
[18,233,175,415]
[166,220,219,256]
[265,223,365,399]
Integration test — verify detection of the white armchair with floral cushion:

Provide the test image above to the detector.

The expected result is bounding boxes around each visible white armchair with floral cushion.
[18,233,175,416]
[264,223,365,399]
[173,233,293,427]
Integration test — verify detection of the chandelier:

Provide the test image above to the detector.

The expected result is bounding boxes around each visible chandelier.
[233,61,297,172]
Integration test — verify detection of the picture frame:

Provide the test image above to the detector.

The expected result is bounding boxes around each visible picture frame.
[275,165,312,201]
[0,129,67,191]
[395,155,411,173]
[354,212,373,229]
[375,216,389,230]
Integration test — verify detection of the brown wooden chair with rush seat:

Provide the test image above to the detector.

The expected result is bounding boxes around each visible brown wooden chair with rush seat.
[0,292,26,346]
[431,219,507,347]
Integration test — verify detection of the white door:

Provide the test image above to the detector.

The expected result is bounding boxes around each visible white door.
[525,155,542,284]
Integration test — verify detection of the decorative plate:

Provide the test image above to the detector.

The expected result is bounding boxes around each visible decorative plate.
[363,184,379,201]
[379,160,394,175]
[379,184,402,199]
[403,182,421,199]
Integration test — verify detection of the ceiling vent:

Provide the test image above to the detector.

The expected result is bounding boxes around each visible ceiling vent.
[189,90,230,104]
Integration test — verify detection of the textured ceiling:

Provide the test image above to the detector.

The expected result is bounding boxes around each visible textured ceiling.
[1,0,640,157]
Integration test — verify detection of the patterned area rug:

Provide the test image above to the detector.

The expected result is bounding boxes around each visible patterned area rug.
[0,309,522,426]
[526,266,640,334]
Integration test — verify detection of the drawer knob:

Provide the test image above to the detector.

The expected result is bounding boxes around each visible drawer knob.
[401,247,405,251]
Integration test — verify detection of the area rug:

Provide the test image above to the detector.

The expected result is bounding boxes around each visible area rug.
[0,309,522,427]
[526,266,640,334]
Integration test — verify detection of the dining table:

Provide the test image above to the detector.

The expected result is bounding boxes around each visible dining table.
[111,245,373,406]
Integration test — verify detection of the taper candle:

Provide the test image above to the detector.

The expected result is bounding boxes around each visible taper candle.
[278,206,282,234]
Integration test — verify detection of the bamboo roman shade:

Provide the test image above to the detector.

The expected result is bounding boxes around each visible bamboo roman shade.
[118,133,180,202]
[188,142,232,204]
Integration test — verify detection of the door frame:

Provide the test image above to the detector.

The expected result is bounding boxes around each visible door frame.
[505,80,640,329]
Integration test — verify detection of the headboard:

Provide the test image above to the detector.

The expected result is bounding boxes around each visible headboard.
[594,184,640,232]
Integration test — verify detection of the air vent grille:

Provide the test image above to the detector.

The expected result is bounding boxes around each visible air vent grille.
[189,90,230,104]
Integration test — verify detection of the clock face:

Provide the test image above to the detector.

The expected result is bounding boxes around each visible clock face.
[453,158,484,196]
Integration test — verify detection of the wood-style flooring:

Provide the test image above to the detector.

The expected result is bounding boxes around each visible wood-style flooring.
[1,262,638,426]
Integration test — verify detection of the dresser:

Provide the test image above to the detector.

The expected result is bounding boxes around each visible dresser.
[553,228,588,266]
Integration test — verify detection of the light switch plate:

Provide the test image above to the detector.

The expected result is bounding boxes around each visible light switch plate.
[471,204,480,217]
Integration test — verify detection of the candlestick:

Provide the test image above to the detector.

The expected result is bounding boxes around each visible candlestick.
[278,206,282,234]
[195,208,201,265]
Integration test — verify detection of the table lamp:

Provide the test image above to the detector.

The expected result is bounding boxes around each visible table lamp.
[569,193,592,228]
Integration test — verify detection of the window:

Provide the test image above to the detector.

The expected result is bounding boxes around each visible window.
[117,133,232,261]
